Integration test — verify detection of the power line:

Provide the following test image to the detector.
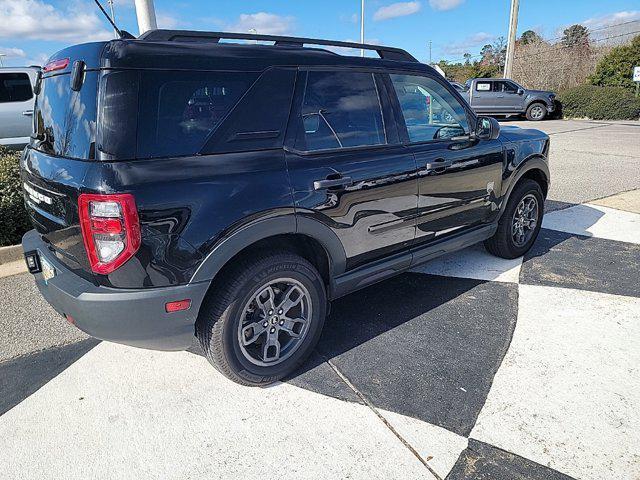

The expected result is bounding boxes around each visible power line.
[513,29,640,60]
[440,18,640,64]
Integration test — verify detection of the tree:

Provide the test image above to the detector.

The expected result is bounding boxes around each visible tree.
[520,30,542,45]
[480,44,494,64]
[589,35,640,91]
[562,24,589,47]
[463,53,472,65]
[492,36,507,67]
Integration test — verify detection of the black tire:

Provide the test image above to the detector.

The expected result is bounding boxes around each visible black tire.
[525,102,547,121]
[196,251,327,386]
[484,179,544,259]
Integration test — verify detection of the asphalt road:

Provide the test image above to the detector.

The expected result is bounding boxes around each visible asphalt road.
[502,119,640,207]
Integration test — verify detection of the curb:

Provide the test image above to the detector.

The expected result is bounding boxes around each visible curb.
[0,244,23,265]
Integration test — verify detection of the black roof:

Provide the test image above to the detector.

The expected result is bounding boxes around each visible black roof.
[98,30,432,74]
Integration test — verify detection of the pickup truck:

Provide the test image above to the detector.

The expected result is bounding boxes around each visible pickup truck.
[464,78,556,121]
[0,67,39,149]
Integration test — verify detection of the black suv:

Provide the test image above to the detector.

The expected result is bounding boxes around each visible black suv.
[21,31,549,386]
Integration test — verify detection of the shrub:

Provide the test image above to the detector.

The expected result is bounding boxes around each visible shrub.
[0,147,31,246]
[558,84,640,120]
[589,35,640,91]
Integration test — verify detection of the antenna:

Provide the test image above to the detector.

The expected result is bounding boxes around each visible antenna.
[93,0,135,39]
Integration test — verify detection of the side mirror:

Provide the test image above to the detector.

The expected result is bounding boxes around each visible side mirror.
[476,116,500,140]
[517,88,525,96]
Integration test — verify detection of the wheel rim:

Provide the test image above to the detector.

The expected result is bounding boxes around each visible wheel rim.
[238,278,312,367]
[530,105,544,119]
[512,194,539,247]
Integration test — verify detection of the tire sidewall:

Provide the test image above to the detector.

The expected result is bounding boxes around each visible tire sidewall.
[219,259,326,384]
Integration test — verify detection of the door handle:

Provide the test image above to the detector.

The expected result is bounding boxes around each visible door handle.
[313,176,353,190]
[22,110,34,116]
[426,158,452,171]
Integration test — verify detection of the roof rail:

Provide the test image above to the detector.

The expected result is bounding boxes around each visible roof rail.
[137,30,419,63]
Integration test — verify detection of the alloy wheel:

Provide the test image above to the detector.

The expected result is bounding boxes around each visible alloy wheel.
[237,278,312,367]
[512,193,539,247]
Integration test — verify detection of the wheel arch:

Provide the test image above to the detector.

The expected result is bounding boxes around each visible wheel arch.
[190,214,346,293]
[499,159,549,217]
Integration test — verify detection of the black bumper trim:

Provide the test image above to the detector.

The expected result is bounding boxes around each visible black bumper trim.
[22,229,210,351]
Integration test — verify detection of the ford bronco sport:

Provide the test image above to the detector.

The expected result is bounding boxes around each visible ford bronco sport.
[21,31,550,386]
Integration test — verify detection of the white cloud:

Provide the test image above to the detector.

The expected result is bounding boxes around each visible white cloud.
[156,12,180,29]
[0,46,26,58]
[441,32,495,56]
[582,10,640,29]
[374,2,421,21]
[428,0,464,11]
[228,12,295,35]
[0,0,112,42]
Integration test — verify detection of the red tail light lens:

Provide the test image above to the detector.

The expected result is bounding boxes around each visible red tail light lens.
[43,58,70,73]
[78,193,141,275]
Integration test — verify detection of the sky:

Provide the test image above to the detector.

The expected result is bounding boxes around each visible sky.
[0,0,639,67]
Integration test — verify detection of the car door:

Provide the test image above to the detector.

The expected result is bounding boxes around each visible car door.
[493,80,524,112]
[284,69,418,271]
[0,71,34,143]
[469,80,495,112]
[387,72,504,251]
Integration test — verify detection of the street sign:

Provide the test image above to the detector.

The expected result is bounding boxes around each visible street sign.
[634,66,640,82]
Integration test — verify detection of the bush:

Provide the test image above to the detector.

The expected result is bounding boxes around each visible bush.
[0,147,31,246]
[589,35,640,91]
[558,84,640,120]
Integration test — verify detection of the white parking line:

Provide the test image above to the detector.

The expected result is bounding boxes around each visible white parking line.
[470,284,640,480]
[410,243,523,283]
[542,203,640,244]
[0,342,437,480]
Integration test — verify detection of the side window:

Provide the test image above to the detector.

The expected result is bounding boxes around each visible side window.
[390,73,469,143]
[296,70,386,151]
[137,71,257,158]
[476,81,491,92]
[0,73,33,103]
[494,81,518,93]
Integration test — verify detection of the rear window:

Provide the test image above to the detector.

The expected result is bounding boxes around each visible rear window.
[0,72,33,103]
[295,70,386,152]
[33,72,98,159]
[136,71,257,159]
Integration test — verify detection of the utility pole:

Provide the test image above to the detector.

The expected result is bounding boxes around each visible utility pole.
[429,40,432,64]
[107,0,117,38]
[0,54,5,68]
[360,0,365,57]
[134,0,158,35]
[503,0,519,78]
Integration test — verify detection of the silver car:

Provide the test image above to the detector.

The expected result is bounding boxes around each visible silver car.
[0,67,39,149]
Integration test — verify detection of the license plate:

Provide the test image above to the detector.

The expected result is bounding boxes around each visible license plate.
[41,255,56,283]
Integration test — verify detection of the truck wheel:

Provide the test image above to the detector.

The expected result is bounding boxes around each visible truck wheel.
[196,251,327,386]
[526,102,547,121]
[484,179,544,259]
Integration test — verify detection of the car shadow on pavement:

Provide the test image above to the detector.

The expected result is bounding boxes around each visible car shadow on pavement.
[0,338,100,416]
[289,272,519,437]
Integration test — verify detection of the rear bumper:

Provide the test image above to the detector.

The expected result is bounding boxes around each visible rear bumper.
[0,136,29,149]
[22,229,210,351]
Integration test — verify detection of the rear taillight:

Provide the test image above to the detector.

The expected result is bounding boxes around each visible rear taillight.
[78,193,141,275]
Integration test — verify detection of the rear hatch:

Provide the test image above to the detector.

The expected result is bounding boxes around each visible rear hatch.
[21,43,105,279]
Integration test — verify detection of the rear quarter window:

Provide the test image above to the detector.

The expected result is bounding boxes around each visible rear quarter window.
[0,72,33,103]
[136,71,258,159]
[476,82,491,92]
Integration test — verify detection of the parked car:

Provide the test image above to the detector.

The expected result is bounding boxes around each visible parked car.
[21,31,550,386]
[0,67,39,149]
[464,78,557,121]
